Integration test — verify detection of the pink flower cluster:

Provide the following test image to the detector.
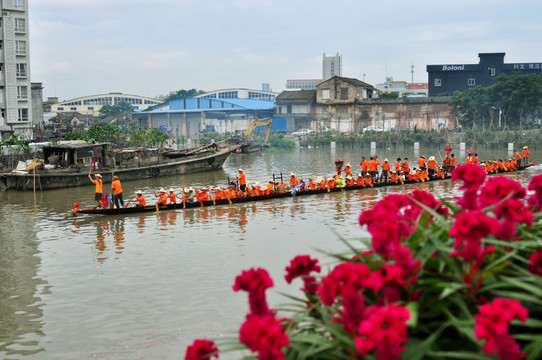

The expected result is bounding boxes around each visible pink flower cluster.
[284,255,321,295]
[185,339,218,360]
[184,166,541,360]
[527,174,542,211]
[358,191,445,261]
[475,298,528,360]
[240,314,289,360]
[233,268,289,360]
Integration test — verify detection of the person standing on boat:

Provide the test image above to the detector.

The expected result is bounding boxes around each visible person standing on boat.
[450,154,456,172]
[381,158,391,183]
[514,150,522,167]
[368,157,377,181]
[360,157,368,176]
[111,176,124,209]
[238,169,247,192]
[522,146,530,165]
[88,173,104,209]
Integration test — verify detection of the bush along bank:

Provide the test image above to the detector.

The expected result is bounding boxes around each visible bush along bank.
[185,164,542,360]
[300,129,541,150]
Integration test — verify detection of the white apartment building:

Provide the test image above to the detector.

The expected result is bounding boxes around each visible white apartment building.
[0,0,32,140]
[323,52,342,80]
[286,52,342,90]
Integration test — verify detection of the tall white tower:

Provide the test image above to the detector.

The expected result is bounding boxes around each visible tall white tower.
[323,52,342,80]
[0,0,33,140]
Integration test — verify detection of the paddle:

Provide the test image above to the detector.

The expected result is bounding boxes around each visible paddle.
[124,195,136,208]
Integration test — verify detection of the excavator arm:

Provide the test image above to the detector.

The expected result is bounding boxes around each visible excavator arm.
[245,118,272,144]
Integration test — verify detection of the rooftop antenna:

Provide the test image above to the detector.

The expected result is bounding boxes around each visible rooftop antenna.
[410,63,414,83]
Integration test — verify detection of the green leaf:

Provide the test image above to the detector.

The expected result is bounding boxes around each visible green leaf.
[406,301,419,327]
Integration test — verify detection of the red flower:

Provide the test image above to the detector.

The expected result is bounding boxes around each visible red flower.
[452,163,486,210]
[527,174,542,211]
[378,264,406,304]
[452,163,486,190]
[492,199,534,240]
[474,298,528,359]
[318,262,382,305]
[392,245,421,289]
[407,189,449,221]
[359,194,414,259]
[334,285,367,334]
[185,339,218,360]
[528,250,542,276]
[285,255,321,295]
[355,304,410,360]
[239,314,289,360]
[480,176,526,208]
[233,268,274,316]
[285,255,321,283]
[449,210,500,265]
[233,268,274,293]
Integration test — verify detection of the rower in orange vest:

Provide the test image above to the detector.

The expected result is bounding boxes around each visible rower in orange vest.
[356,173,364,186]
[343,163,352,178]
[364,174,373,188]
[154,188,168,206]
[135,190,146,207]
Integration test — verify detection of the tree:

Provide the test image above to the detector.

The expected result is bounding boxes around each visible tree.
[164,89,206,101]
[450,86,494,129]
[491,73,542,129]
[98,102,134,118]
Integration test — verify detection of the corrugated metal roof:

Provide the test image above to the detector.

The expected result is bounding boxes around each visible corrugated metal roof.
[146,98,275,113]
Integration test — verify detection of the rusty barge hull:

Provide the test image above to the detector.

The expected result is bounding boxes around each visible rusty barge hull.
[0,145,237,191]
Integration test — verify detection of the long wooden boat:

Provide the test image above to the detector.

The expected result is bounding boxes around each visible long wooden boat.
[0,140,241,191]
[77,164,534,215]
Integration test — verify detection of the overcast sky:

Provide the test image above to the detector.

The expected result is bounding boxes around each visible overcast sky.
[29,0,542,101]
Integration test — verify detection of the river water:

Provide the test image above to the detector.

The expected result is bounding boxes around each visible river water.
[1,143,541,360]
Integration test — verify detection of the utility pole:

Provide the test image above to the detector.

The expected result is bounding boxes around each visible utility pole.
[410,64,414,83]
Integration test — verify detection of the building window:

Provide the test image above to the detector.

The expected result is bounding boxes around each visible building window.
[18,108,28,122]
[88,106,94,110]
[434,78,442,87]
[322,89,330,100]
[14,18,25,33]
[70,107,77,111]
[16,63,26,77]
[340,88,348,100]
[468,78,476,87]
[58,107,64,110]
[17,86,27,100]
[0,63,3,72]
[14,0,25,10]
[489,67,496,76]
[15,41,26,55]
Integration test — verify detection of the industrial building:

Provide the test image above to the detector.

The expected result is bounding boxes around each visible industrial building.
[427,52,542,96]
[51,93,162,117]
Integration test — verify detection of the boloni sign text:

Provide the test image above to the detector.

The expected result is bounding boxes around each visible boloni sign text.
[442,65,465,71]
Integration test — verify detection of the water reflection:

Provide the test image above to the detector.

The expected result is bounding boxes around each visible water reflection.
[0,205,46,359]
[91,218,126,262]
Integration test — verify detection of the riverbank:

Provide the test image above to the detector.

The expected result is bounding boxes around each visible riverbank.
[299,128,541,150]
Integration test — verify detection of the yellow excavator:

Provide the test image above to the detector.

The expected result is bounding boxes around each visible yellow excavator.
[245,118,272,144]
[239,118,272,153]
